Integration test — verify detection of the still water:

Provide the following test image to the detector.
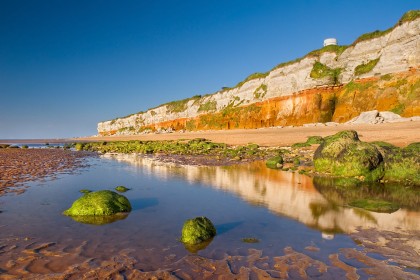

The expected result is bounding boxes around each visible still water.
[0,154,419,276]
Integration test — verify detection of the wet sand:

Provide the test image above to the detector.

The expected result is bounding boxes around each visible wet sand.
[0,149,92,196]
[78,121,420,147]
[1,227,418,279]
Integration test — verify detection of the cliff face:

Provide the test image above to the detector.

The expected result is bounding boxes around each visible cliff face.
[98,14,420,136]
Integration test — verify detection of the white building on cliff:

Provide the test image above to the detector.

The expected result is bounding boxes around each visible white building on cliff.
[323,38,337,46]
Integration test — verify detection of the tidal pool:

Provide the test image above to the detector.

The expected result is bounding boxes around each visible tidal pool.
[0,154,419,278]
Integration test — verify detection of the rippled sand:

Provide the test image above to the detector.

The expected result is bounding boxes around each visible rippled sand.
[1,228,419,279]
[0,149,91,196]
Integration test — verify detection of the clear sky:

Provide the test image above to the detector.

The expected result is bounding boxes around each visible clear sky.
[0,0,418,139]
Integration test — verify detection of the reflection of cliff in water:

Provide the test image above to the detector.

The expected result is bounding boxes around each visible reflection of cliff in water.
[102,154,420,235]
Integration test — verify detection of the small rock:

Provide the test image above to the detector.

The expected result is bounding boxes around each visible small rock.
[180,216,216,245]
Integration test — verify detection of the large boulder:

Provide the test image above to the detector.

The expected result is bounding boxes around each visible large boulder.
[373,142,420,185]
[63,190,132,216]
[314,130,384,182]
[346,110,379,124]
[180,216,216,245]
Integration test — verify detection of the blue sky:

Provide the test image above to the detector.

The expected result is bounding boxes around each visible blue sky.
[0,1,418,139]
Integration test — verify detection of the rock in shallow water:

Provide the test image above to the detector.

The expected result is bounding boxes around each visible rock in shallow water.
[63,190,131,216]
[266,156,284,169]
[314,130,384,182]
[373,142,420,185]
[181,216,216,245]
[115,186,130,192]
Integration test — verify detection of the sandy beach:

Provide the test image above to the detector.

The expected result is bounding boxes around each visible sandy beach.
[77,121,420,147]
[0,149,92,196]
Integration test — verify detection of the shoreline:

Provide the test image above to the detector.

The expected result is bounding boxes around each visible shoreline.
[2,121,419,147]
[78,121,420,147]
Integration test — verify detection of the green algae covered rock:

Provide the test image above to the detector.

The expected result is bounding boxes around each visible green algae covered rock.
[314,130,384,182]
[242,237,260,243]
[373,142,420,185]
[266,156,284,169]
[291,135,324,149]
[115,186,130,192]
[79,189,92,194]
[181,216,216,245]
[63,190,131,216]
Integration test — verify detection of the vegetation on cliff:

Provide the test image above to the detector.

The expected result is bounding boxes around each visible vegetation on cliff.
[101,10,419,134]
[354,58,380,76]
[310,62,342,84]
[164,95,202,113]
[198,100,217,112]
[353,10,419,44]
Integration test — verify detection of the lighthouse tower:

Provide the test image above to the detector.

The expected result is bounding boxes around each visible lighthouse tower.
[323,38,337,47]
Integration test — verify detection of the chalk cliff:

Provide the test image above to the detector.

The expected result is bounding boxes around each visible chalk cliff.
[98,11,420,136]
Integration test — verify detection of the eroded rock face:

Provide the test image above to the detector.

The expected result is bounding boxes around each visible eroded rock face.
[63,190,132,216]
[313,131,385,182]
[98,16,420,135]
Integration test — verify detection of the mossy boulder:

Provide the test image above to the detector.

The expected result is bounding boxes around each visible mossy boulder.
[306,136,324,145]
[372,142,420,185]
[180,216,216,245]
[79,189,92,194]
[242,237,260,243]
[292,136,324,149]
[63,190,131,216]
[115,186,130,192]
[266,156,284,169]
[314,131,384,182]
[74,143,85,151]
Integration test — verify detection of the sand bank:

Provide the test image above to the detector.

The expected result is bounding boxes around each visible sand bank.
[77,121,420,147]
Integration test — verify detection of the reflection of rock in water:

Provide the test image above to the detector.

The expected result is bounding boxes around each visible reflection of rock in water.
[183,237,214,254]
[102,154,420,233]
[68,212,129,225]
[313,176,420,210]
